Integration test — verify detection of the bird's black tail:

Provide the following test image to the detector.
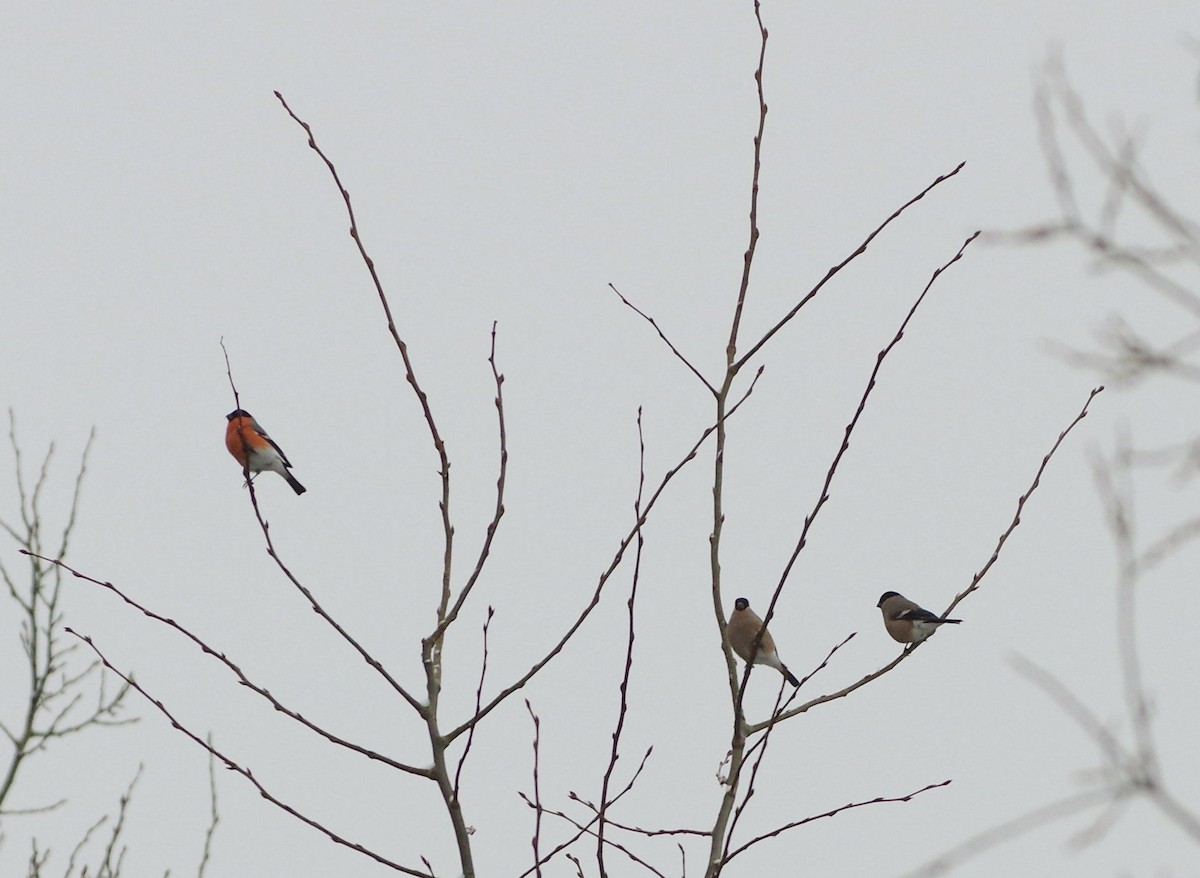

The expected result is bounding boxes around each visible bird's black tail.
[285,472,307,495]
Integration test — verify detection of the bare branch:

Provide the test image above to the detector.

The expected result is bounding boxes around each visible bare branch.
[752,231,981,695]
[523,797,669,878]
[525,701,544,878]
[609,284,716,395]
[1,417,132,819]
[517,750,656,878]
[732,162,966,372]
[26,552,430,779]
[902,789,1113,878]
[598,408,649,877]
[64,629,434,878]
[726,780,952,862]
[453,606,495,800]
[272,91,457,623]
[219,346,424,714]
[703,10,774,872]
[747,385,1101,736]
[1010,655,1131,771]
[723,0,771,369]
[430,322,509,640]
[444,370,764,744]
[197,736,220,878]
[945,385,1104,617]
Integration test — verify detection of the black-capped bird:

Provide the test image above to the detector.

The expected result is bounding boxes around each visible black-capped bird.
[225,409,306,495]
[876,591,960,644]
[726,597,800,686]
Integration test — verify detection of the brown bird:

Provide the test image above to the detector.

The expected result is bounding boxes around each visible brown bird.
[726,597,799,686]
[876,591,961,644]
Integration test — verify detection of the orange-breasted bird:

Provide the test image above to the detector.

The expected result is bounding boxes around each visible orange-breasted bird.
[225,409,306,495]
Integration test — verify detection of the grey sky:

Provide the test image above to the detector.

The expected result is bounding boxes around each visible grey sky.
[3,3,1198,876]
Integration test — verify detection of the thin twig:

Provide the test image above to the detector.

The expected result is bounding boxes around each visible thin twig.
[430,322,509,641]
[272,91,457,624]
[453,606,495,800]
[726,780,952,862]
[732,162,966,372]
[64,629,434,878]
[517,750,656,878]
[444,369,764,744]
[723,0,771,369]
[752,231,981,677]
[526,700,543,878]
[523,797,669,878]
[746,384,1102,736]
[902,788,1113,878]
[198,734,220,878]
[609,284,716,395]
[219,344,425,714]
[944,385,1104,618]
[733,231,980,737]
[598,407,649,877]
[27,552,430,778]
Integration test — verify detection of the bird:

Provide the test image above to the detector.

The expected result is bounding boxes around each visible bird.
[225,409,306,495]
[876,591,961,644]
[726,597,800,686]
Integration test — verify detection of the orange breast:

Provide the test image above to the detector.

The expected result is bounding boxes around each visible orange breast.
[225,417,257,465]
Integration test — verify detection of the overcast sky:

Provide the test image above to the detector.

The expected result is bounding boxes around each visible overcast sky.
[3,3,1198,877]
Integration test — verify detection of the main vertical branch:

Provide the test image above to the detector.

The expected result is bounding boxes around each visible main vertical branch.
[274,91,470,876]
[706,5,770,877]
[723,1,770,373]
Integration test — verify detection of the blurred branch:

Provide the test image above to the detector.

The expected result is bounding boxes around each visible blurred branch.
[995,54,1200,391]
[902,788,1113,878]
[0,415,132,820]
[912,55,1200,875]
[197,737,219,878]
[914,427,1200,875]
[93,765,140,877]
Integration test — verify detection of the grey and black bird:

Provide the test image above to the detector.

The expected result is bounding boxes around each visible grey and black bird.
[876,591,961,644]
